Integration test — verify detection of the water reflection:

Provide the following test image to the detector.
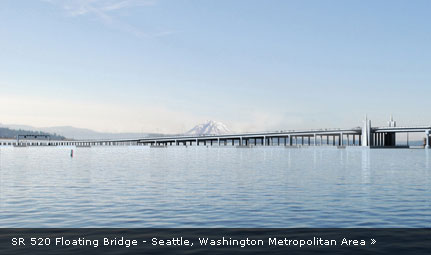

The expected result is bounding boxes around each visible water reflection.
[313,148,317,168]
[287,150,291,169]
[426,149,429,170]
[361,148,370,183]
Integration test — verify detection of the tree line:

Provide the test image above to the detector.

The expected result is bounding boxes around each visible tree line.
[0,127,65,140]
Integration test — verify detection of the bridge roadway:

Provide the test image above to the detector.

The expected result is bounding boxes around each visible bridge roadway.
[2,119,431,148]
[137,127,363,147]
[136,125,431,148]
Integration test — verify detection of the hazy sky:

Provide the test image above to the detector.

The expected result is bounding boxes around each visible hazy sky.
[1,0,430,133]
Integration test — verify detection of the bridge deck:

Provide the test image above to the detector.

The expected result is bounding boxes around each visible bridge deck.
[1,123,430,148]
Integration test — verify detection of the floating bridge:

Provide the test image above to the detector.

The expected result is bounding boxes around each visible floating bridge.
[2,117,431,148]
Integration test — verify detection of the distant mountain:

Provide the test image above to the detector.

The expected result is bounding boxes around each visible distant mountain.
[42,126,165,140]
[0,124,164,140]
[0,127,65,140]
[185,120,231,136]
[1,121,233,139]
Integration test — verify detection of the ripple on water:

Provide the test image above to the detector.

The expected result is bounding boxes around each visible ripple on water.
[0,147,430,227]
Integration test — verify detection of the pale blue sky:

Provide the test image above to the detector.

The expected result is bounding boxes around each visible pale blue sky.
[1,0,430,133]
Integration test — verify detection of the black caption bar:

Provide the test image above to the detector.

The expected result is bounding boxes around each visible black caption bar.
[0,229,430,254]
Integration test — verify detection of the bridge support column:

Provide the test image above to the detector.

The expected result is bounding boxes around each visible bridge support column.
[407,133,409,147]
[378,133,381,146]
[340,133,343,146]
[263,136,266,146]
[218,138,220,146]
[361,116,371,147]
[373,132,376,146]
[426,130,430,149]
[313,134,316,146]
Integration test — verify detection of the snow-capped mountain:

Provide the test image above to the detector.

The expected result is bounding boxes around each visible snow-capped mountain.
[185,121,231,135]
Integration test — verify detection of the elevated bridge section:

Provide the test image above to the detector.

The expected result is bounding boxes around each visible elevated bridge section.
[1,117,430,149]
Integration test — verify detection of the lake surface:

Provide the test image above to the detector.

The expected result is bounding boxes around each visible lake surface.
[0,146,430,227]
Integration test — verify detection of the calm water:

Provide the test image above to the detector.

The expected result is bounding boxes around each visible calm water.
[0,146,430,227]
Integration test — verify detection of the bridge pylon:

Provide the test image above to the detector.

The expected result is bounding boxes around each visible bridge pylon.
[362,115,371,147]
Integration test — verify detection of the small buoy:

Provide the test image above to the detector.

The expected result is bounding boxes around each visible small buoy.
[70,149,74,157]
